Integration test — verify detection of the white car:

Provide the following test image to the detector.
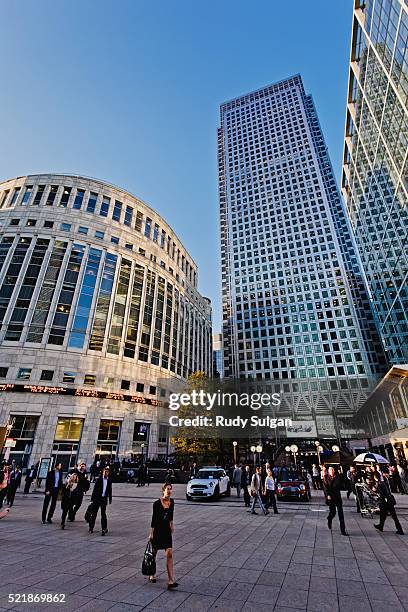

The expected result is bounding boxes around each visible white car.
[186,467,231,501]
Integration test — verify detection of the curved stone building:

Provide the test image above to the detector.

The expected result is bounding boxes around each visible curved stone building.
[0,174,212,469]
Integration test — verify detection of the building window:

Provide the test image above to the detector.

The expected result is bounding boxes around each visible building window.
[17,368,32,380]
[68,247,102,349]
[21,186,33,205]
[59,187,72,207]
[86,192,98,213]
[153,224,159,242]
[43,220,54,228]
[158,425,168,444]
[84,374,96,385]
[46,185,59,206]
[124,205,133,227]
[149,385,156,395]
[26,219,37,227]
[10,218,20,226]
[95,230,105,239]
[104,376,114,385]
[125,243,133,251]
[60,223,72,232]
[111,235,119,244]
[73,189,85,210]
[55,417,83,441]
[10,187,21,205]
[0,367,8,378]
[0,190,10,207]
[136,382,144,393]
[63,371,76,383]
[40,369,54,381]
[112,200,122,222]
[145,217,152,238]
[78,226,88,235]
[135,211,143,232]
[100,196,110,217]
[121,379,130,390]
[33,185,45,206]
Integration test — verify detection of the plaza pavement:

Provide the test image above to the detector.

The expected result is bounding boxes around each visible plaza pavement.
[0,482,407,612]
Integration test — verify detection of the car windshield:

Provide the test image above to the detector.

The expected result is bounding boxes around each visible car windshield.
[282,474,302,482]
[196,470,219,479]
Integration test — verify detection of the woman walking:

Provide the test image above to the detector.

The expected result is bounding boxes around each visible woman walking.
[264,468,279,514]
[60,473,80,529]
[149,483,178,589]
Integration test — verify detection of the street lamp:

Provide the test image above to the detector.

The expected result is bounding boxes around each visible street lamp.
[233,441,238,463]
[250,445,256,467]
[332,445,340,452]
[256,444,263,466]
[290,444,298,467]
[141,443,145,466]
[285,445,291,452]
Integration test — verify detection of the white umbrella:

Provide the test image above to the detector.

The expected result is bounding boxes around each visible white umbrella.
[353,452,389,464]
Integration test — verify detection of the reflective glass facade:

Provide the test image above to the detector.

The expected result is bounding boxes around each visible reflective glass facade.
[342,0,408,364]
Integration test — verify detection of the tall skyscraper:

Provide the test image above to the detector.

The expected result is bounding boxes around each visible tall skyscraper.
[218,75,387,434]
[341,0,408,364]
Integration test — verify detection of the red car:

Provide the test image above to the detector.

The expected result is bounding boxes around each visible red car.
[277,474,311,502]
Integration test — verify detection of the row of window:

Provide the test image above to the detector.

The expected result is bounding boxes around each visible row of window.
[0,182,197,286]
[0,366,163,395]
[3,218,188,283]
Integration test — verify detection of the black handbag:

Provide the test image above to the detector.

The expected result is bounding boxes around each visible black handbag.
[142,540,156,576]
[84,502,94,523]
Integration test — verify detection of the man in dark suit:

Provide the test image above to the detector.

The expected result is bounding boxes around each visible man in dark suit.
[24,465,37,494]
[323,466,348,536]
[374,476,404,535]
[190,462,199,479]
[42,462,63,524]
[7,465,22,507]
[89,466,112,535]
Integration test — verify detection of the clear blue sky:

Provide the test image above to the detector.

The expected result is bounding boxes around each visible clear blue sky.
[0,0,352,332]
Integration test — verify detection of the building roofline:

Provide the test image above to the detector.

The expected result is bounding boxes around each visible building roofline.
[0,172,198,269]
[220,73,303,109]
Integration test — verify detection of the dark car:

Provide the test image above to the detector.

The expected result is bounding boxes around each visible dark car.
[277,474,311,502]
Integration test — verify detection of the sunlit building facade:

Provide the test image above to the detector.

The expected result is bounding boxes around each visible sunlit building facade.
[342,0,408,364]
[218,75,387,438]
[0,174,212,469]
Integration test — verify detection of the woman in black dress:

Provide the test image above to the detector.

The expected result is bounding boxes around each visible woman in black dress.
[149,483,177,589]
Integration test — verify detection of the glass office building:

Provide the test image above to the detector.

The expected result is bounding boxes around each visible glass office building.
[342,0,408,364]
[0,174,212,468]
[218,75,387,437]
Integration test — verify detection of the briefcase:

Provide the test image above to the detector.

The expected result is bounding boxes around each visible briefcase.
[84,502,94,523]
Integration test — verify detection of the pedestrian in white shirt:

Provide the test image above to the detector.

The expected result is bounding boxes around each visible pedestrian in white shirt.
[264,468,279,514]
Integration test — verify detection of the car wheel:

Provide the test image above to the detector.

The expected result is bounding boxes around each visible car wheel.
[186,494,192,501]
[225,483,231,497]
[212,485,220,501]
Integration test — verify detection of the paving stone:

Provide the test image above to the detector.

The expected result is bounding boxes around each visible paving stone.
[256,571,285,587]
[246,584,280,605]
[276,588,308,609]
[309,576,337,594]
[307,590,339,612]
[366,582,400,603]
[177,594,217,611]
[338,595,372,612]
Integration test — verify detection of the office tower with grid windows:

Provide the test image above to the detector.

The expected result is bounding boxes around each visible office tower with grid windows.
[342,0,408,364]
[218,75,387,435]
